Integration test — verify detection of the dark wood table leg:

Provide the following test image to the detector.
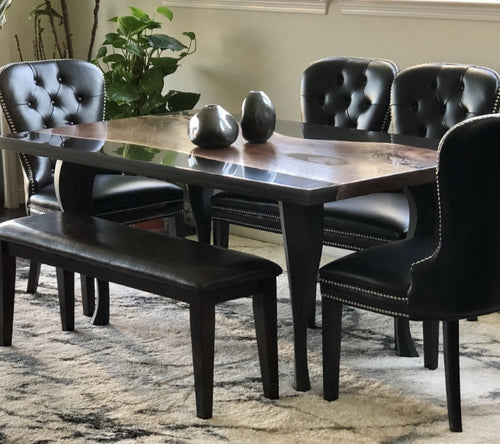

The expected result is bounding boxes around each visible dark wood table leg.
[279,201,324,392]
[54,161,111,325]
[188,185,213,244]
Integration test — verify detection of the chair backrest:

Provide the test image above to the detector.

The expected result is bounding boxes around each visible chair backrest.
[0,59,105,202]
[300,56,399,132]
[409,114,500,319]
[391,63,500,139]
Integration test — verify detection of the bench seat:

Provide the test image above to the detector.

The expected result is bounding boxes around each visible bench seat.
[0,212,282,419]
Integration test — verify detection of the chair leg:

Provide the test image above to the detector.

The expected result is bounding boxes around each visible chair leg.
[56,268,75,331]
[0,244,16,346]
[80,274,95,317]
[91,279,110,326]
[443,320,462,432]
[189,298,216,419]
[168,214,185,238]
[322,297,342,401]
[394,317,419,357]
[423,320,439,370]
[252,279,279,400]
[26,261,41,293]
[213,220,230,248]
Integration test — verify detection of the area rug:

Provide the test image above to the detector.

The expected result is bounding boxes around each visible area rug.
[1,235,500,443]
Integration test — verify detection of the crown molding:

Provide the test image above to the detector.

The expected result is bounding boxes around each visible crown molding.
[163,0,328,14]
[340,0,500,21]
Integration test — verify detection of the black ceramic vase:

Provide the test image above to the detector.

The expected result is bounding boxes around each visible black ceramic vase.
[188,104,239,148]
[241,91,276,143]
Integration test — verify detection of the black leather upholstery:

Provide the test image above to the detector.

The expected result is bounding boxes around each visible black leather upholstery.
[0,59,185,296]
[0,213,282,292]
[392,63,500,138]
[301,57,396,131]
[319,114,500,432]
[211,57,399,248]
[0,59,184,227]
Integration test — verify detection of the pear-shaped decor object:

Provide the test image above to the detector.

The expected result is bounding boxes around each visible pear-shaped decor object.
[241,90,276,143]
[188,104,239,148]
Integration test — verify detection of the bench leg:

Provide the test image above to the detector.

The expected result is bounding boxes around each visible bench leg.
[56,268,75,331]
[252,279,279,400]
[80,274,95,317]
[26,261,41,293]
[91,279,110,326]
[189,299,215,419]
[0,245,16,346]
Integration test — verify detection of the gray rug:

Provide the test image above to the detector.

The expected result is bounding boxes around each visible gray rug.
[1,235,500,443]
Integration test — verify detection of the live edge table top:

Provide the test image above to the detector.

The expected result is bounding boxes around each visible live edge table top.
[0,114,439,206]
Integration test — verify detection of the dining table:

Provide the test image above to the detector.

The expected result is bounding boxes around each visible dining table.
[0,113,439,392]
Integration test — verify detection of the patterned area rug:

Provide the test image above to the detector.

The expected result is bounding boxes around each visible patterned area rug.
[1,235,500,443]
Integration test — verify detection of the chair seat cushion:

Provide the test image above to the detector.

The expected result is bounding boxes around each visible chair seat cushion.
[211,191,409,250]
[28,174,184,224]
[323,192,409,250]
[319,237,436,318]
[211,192,281,232]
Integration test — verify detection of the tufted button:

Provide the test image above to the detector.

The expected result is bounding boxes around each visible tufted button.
[361,75,368,86]
[57,76,63,83]
[459,82,465,91]
[76,96,83,102]
[27,102,32,108]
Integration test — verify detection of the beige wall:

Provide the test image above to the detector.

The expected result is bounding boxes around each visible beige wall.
[68,1,500,122]
[5,1,500,123]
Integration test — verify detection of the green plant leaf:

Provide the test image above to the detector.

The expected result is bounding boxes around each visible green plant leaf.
[123,43,145,58]
[117,16,149,37]
[102,53,127,65]
[94,46,107,59]
[129,7,149,20]
[166,91,201,112]
[107,83,141,103]
[148,34,186,52]
[151,57,180,75]
[156,6,173,21]
[182,31,196,41]
[139,68,164,95]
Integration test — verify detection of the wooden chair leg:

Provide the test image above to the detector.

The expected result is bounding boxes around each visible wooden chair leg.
[252,279,279,399]
[213,220,230,248]
[56,268,75,331]
[189,298,215,419]
[322,297,342,401]
[91,279,110,326]
[80,274,95,317]
[394,317,419,357]
[168,214,185,238]
[0,244,16,346]
[26,260,41,293]
[423,320,439,370]
[443,320,462,432]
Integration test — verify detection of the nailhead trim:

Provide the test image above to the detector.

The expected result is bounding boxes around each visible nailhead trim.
[321,292,409,318]
[212,205,280,221]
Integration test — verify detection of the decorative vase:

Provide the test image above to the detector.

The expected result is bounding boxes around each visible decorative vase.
[188,104,239,148]
[241,91,276,143]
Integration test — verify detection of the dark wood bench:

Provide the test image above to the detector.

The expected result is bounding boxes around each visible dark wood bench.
[0,212,281,419]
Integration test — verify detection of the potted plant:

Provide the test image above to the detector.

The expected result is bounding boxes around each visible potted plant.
[92,6,200,120]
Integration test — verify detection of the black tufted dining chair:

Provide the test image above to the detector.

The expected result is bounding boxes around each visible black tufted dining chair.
[0,59,185,314]
[211,57,399,248]
[320,114,500,432]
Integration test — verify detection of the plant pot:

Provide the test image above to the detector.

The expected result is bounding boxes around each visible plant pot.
[241,91,276,143]
[188,105,239,148]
